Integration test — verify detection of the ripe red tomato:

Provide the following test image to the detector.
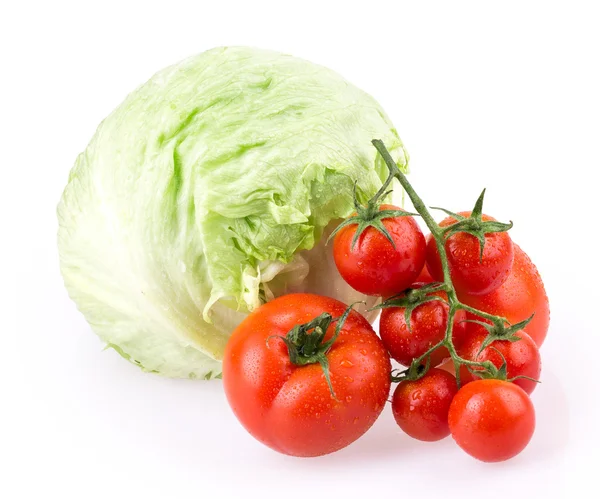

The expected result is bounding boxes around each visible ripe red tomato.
[333,204,426,296]
[459,244,550,346]
[391,368,458,441]
[379,285,467,367]
[426,212,513,296]
[449,379,535,462]
[222,293,391,457]
[458,326,541,394]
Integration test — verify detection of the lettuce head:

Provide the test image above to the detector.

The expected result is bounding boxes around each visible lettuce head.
[58,46,408,379]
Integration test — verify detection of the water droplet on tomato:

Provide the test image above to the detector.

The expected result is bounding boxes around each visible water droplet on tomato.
[340,359,354,368]
[345,395,352,402]
[344,376,354,383]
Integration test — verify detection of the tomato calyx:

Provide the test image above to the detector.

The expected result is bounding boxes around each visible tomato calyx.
[464,315,534,356]
[465,347,508,381]
[371,282,449,331]
[327,178,418,251]
[464,346,540,386]
[266,303,358,399]
[431,189,513,261]
[460,316,541,386]
[390,356,432,384]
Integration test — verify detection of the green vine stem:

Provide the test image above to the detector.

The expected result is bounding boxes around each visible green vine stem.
[371,139,529,386]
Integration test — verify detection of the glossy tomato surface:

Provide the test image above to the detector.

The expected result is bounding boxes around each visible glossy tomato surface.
[458,326,541,394]
[459,244,549,346]
[426,212,513,296]
[392,368,458,441]
[223,293,391,457]
[379,285,467,367]
[333,205,426,296]
[449,379,535,462]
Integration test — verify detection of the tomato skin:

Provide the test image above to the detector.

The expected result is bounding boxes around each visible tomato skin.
[426,212,514,296]
[458,244,550,346]
[333,205,426,296]
[222,293,391,457]
[449,379,535,462]
[458,327,541,394]
[391,369,458,441]
[379,286,467,367]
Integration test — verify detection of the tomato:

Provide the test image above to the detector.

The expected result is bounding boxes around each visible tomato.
[458,244,550,346]
[449,379,535,462]
[222,293,391,457]
[391,368,458,441]
[333,204,426,296]
[426,212,513,296]
[379,285,467,367]
[458,326,541,394]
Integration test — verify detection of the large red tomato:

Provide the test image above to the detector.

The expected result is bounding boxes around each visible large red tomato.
[223,293,391,457]
[459,244,549,346]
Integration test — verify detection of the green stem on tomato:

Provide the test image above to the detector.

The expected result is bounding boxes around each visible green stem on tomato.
[409,339,445,369]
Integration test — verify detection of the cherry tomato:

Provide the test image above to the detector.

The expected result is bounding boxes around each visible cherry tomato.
[223,293,391,457]
[458,244,550,346]
[426,212,513,296]
[449,379,535,462]
[458,326,541,394]
[391,368,458,441]
[333,204,426,296]
[379,285,467,367]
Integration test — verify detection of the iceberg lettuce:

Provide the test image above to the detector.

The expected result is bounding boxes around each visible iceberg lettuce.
[58,46,408,379]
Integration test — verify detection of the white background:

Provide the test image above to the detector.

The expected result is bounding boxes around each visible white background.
[2,1,599,498]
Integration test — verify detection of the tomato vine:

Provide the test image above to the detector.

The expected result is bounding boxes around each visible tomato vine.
[371,139,534,386]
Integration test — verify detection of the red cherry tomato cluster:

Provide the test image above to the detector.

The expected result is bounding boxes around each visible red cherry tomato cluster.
[223,140,549,463]
[331,200,545,461]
